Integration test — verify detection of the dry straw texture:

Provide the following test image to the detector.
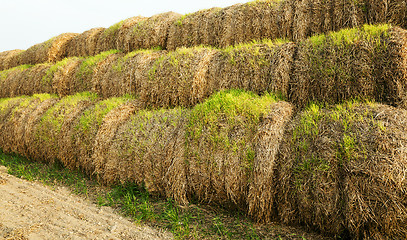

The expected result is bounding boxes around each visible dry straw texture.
[66,28,106,58]
[96,17,146,54]
[92,50,164,98]
[0,50,23,71]
[277,101,407,239]
[102,107,188,204]
[71,97,132,173]
[32,92,98,163]
[127,12,182,52]
[142,47,219,108]
[208,40,294,98]
[247,101,294,222]
[167,7,223,50]
[289,24,407,108]
[185,90,278,209]
[18,33,78,66]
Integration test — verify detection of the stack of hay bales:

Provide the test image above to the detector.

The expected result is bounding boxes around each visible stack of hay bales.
[66,28,106,58]
[289,24,407,108]
[276,101,407,239]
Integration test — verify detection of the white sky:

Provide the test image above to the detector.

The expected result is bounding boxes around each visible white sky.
[0,0,250,52]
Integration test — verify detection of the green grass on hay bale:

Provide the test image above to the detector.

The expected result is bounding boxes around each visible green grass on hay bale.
[185,90,280,208]
[32,92,98,164]
[276,101,407,239]
[289,24,407,108]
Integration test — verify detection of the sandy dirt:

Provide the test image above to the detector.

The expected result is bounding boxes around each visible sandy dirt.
[0,166,173,240]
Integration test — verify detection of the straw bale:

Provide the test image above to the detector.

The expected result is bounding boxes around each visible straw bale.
[92,102,138,182]
[32,92,98,163]
[0,97,29,153]
[51,57,84,96]
[103,107,188,203]
[23,98,59,160]
[0,95,54,155]
[366,0,407,28]
[19,33,77,66]
[66,28,106,58]
[291,0,334,41]
[247,101,294,223]
[128,12,181,52]
[142,47,218,108]
[167,8,223,51]
[185,90,277,208]
[93,50,164,98]
[289,24,402,108]
[115,16,147,52]
[48,33,78,62]
[76,50,120,94]
[96,17,145,54]
[219,1,280,48]
[277,101,407,238]
[208,41,295,98]
[0,65,37,98]
[0,50,23,71]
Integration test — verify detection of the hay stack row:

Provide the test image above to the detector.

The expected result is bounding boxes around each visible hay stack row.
[2,0,407,71]
[0,91,406,239]
[2,24,407,110]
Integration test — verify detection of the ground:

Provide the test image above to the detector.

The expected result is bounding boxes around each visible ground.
[0,165,172,240]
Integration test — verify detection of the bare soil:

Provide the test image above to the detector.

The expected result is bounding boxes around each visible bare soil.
[0,165,172,240]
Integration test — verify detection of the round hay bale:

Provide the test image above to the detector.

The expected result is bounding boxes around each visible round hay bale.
[115,16,147,52]
[63,97,130,173]
[276,101,407,239]
[219,1,280,48]
[24,64,53,97]
[23,97,59,160]
[93,50,164,98]
[76,50,120,94]
[367,0,407,28]
[0,50,23,71]
[96,17,145,54]
[66,27,106,58]
[247,101,294,223]
[19,33,78,66]
[32,92,98,163]
[185,90,277,209]
[167,8,222,51]
[0,65,32,98]
[289,25,391,108]
[48,33,79,62]
[103,107,188,204]
[92,102,139,183]
[142,47,218,108]
[208,40,295,98]
[0,95,54,155]
[51,57,84,96]
[331,0,366,32]
[128,12,181,52]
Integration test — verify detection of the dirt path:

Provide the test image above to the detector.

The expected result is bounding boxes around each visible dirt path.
[0,166,173,240]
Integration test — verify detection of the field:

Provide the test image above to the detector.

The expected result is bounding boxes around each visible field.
[1,0,407,239]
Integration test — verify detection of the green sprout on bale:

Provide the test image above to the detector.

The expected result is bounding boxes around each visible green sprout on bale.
[42,57,79,84]
[187,89,277,171]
